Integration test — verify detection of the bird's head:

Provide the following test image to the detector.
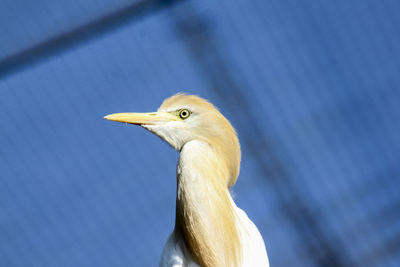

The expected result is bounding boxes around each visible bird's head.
[105,93,241,187]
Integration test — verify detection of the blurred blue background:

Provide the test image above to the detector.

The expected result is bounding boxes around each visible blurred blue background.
[1,0,399,266]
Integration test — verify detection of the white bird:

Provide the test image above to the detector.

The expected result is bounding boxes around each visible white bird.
[105,93,269,267]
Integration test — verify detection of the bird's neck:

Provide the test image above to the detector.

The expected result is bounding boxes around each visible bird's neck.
[175,140,241,267]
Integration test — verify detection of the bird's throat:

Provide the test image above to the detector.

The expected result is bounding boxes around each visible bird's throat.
[175,140,241,267]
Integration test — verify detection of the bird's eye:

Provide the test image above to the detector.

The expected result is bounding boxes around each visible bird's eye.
[179,109,191,119]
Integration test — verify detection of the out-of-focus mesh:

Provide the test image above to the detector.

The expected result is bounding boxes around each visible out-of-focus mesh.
[0,1,399,266]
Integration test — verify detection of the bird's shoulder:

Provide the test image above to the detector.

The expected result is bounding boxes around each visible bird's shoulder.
[159,231,200,267]
[233,205,270,267]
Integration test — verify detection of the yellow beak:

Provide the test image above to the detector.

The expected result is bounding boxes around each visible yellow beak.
[104,112,178,125]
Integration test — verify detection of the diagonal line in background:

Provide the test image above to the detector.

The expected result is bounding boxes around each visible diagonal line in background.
[0,0,182,79]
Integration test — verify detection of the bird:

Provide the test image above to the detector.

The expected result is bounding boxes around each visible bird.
[104,93,269,267]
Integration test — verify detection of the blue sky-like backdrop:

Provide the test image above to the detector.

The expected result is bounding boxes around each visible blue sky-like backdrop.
[1,1,399,266]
